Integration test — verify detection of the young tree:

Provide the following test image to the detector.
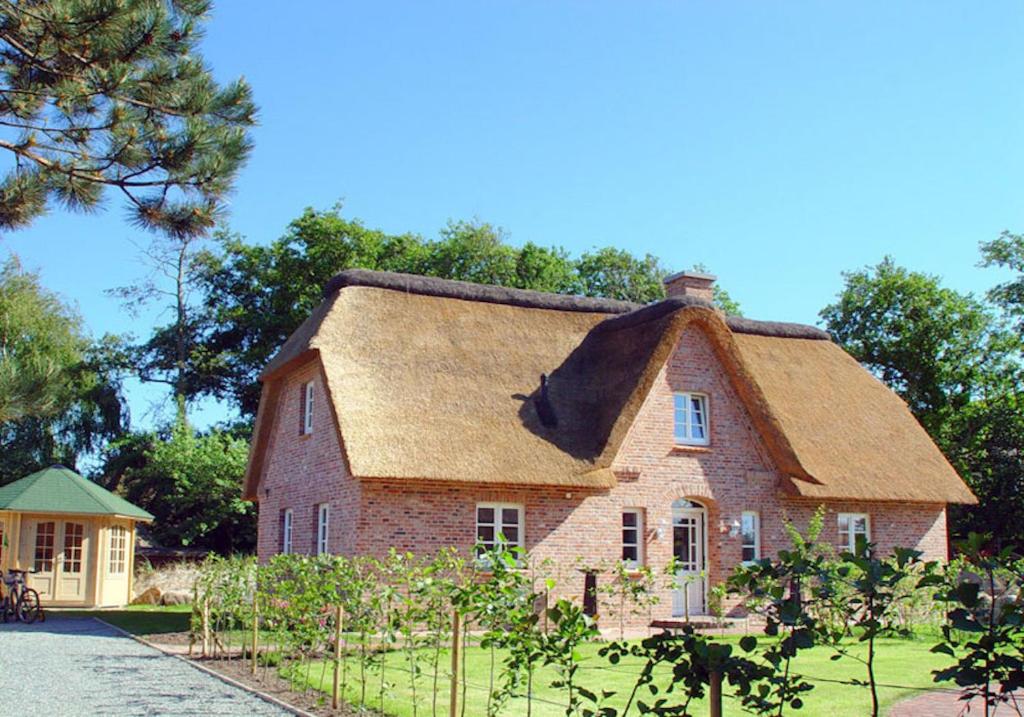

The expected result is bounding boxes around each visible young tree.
[0,0,256,236]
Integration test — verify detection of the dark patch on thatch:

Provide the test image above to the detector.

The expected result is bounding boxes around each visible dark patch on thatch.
[323,268,638,314]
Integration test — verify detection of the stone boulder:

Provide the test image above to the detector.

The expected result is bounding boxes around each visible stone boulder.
[131,586,162,605]
[160,590,192,606]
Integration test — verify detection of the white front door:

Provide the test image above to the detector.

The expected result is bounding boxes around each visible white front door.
[672,499,707,617]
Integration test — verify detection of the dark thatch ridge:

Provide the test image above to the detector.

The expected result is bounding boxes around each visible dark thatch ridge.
[323,268,638,314]
[323,268,830,340]
[725,316,831,341]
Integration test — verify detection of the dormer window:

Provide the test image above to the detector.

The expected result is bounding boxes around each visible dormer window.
[674,392,709,445]
[302,381,314,435]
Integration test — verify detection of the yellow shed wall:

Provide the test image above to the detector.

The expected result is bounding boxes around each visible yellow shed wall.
[5,511,137,608]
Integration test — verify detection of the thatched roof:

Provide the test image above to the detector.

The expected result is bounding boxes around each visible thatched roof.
[243,270,975,505]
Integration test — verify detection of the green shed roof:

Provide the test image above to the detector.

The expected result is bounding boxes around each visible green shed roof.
[0,465,153,521]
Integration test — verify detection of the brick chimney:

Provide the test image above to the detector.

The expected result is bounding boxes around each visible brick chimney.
[664,270,716,303]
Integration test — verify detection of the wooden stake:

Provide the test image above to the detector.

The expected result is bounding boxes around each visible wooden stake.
[332,604,344,709]
[709,670,722,717]
[448,611,461,717]
[251,590,259,675]
[202,597,211,657]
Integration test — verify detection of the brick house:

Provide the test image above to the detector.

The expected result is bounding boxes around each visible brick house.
[243,268,975,620]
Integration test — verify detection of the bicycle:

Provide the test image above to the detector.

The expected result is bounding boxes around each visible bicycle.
[0,569,44,624]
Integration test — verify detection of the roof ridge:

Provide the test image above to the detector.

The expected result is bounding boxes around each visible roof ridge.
[323,269,639,314]
[593,297,831,341]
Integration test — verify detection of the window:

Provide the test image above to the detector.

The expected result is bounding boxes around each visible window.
[741,511,760,564]
[475,503,523,558]
[316,503,330,555]
[63,522,84,573]
[622,509,643,569]
[838,513,870,552]
[34,521,55,573]
[109,526,127,574]
[281,509,293,554]
[674,392,709,445]
[302,381,315,434]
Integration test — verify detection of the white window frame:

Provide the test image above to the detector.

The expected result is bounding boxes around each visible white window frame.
[282,508,293,555]
[475,502,524,560]
[741,511,760,565]
[316,503,329,555]
[109,525,127,574]
[673,392,710,446]
[838,513,870,552]
[622,509,644,570]
[303,381,315,435]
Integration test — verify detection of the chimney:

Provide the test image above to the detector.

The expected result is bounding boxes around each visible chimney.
[664,270,716,303]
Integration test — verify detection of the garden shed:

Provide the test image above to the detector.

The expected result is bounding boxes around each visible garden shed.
[0,465,153,608]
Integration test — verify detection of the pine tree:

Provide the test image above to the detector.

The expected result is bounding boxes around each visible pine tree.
[0,0,255,236]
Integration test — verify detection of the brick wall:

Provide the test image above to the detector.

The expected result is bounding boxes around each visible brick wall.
[255,327,950,627]
[256,359,361,561]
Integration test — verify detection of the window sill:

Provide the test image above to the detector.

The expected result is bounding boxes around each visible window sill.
[671,444,711,454]
[298,433,312,441]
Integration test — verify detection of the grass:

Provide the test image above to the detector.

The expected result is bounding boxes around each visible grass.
[60,604,192,635]
[289,632,955,717]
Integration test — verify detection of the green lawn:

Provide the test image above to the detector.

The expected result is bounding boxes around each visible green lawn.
[291,633,953,717]
[61,604,192,635]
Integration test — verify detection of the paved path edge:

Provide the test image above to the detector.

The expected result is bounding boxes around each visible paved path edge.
[92,617,317,717]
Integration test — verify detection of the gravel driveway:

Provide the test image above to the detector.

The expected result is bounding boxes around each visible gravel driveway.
[0,617,290,716]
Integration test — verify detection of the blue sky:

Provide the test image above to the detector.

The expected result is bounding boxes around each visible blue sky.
[4,1,1022,429]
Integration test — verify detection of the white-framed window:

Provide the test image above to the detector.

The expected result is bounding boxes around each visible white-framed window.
[281,508,293,555]
[622,509,643,569]
[109,525,127,574]
[316,503,329,555]
[838,513,870,552]
[673,392,709,445]
[475,503,523,559]
[741,511,760,564]
[302,381,315,435]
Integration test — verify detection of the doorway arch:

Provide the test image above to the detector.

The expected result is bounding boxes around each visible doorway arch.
[671,498,708,617]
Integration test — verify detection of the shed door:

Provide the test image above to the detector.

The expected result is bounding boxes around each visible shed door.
[21,519,56,600]
[55,521,89,602]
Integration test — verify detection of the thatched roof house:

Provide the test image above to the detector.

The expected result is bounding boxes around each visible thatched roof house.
[244,269,974,505]
[245,268,973,621]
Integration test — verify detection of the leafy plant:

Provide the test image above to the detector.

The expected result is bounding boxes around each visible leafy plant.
[932,533,1024,716]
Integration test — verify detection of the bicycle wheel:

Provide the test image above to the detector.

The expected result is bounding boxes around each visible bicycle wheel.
[16,588,42,624]
[0,597,12,623]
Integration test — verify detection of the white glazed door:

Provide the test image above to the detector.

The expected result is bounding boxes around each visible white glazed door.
[55,521,88,602]
[21,519,56,600]
[672,507,706,617]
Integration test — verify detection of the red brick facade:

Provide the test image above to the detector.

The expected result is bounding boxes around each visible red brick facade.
[256,327,950,625]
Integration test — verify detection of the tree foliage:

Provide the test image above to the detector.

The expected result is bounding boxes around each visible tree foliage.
[189,206,732,419]
[117,423,253,552]
[0,0,256,236]
[821,253,1024,550]
[820,257,1005,435]
[0,255,85,421]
